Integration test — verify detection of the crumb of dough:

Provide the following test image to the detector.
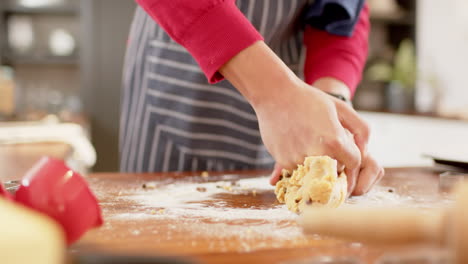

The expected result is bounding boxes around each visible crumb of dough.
[222,185,232,191]
[230,180,239,186]
[196,187,207,192]
[274,156,347,213]
[142,183,156,189]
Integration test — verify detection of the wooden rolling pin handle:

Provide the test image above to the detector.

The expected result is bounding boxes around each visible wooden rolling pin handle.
[451,183,468,264]
[300,207,447,245]
[300,183,468,264]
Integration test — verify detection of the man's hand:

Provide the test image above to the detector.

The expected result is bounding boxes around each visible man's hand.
[268,77,384,195]
[255,81,363,189]
[220,41,382,194]
[313,77,384,195]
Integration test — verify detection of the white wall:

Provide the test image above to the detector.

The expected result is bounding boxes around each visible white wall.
[416,0,468,118]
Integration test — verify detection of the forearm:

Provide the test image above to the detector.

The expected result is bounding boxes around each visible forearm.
[219,41,300,108]
[220,41,351,106]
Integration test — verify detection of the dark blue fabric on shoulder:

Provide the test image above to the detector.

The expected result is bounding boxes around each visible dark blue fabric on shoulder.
[303,0,365,37]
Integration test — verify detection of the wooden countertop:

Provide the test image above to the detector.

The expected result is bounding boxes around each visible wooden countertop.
[72,167,451,264]
[0,142,72,181]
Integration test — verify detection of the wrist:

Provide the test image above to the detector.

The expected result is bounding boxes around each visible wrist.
[312,77,351,102]
[219,41,300,108]
[326,92,350,104]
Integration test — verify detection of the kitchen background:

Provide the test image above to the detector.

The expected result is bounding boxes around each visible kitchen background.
[0,0,467,172]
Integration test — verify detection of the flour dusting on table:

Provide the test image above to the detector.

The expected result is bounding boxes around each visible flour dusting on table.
[91,174,453,252]
[109,176,452,220]
[346,186,453,209]
[101,176,308,246]
[113,177,294,220]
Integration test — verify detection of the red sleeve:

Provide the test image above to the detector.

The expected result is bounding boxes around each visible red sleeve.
[303,3,370,97]
[136,0,263,83]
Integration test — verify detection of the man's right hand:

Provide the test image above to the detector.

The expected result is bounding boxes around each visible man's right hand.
[220,41,374,193]
[255,79,363,189]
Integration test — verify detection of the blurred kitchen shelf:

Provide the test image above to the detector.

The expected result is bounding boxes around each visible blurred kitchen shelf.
[6,112,90,131]
[370,13,415,26]
[3,6,78,16]
[2,55,79,65]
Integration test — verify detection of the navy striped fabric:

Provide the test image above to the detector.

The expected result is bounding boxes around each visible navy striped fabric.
[121,0,311,173]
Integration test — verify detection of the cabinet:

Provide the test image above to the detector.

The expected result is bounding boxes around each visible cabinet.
[1,0,137,171]
[0,0,81,120]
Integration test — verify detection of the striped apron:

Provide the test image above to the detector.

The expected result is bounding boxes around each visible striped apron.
[121,0,309,173]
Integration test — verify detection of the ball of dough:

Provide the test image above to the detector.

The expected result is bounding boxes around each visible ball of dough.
[275,156,347,213]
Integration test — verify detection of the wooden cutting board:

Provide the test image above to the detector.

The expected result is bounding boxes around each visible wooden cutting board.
[72,168,450,264]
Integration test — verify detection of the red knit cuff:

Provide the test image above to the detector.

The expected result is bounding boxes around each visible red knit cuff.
[303,28,366,97]
[181,1,263,83]
[304,54,361,97]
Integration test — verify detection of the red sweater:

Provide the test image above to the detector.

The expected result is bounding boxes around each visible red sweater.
[136,0,369,96]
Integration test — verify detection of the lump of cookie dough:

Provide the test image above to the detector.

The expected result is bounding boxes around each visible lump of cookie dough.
[275,156,347,213]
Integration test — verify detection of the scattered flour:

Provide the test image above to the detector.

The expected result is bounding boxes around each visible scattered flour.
[346,186,453,209]
[99,175,453,248]
[110,176,296,221]
[110,176,452,222]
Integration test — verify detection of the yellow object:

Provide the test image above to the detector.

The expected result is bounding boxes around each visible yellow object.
[275,156,347,213]
[0,197,65,264]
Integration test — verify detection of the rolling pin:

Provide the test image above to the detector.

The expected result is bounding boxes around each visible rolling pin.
[0,197,65,264]
[300,182,468,264]
[0,196,193,264]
